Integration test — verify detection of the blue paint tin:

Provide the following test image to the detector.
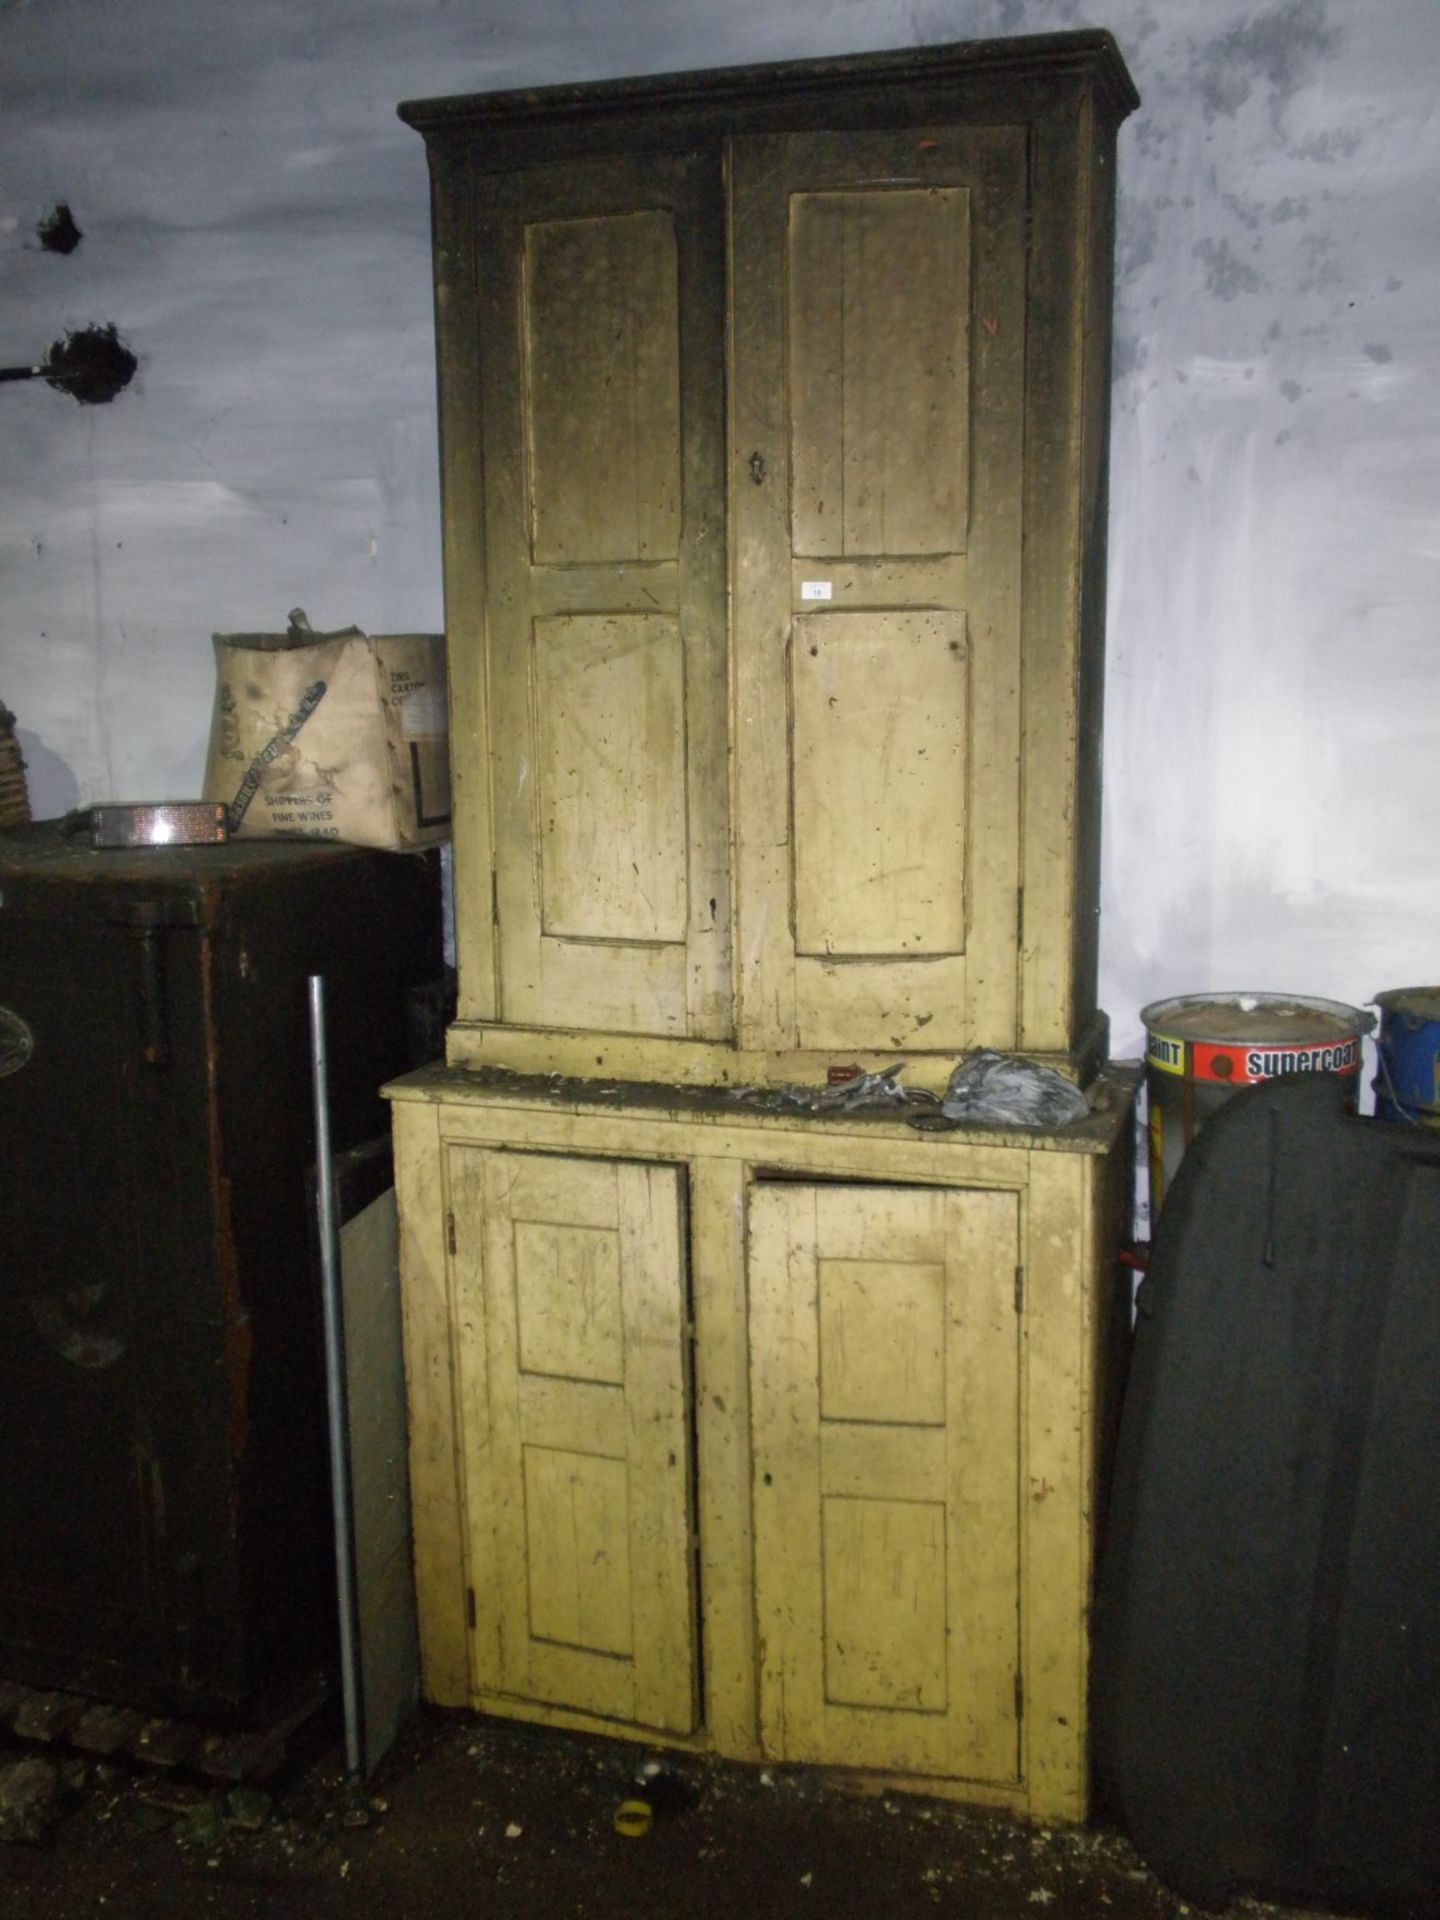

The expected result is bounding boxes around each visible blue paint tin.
[1373,987,1440,1126]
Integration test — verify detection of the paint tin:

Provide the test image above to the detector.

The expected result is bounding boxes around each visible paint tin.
[1373,987,1440,1126]
[1141,992,1371,1217]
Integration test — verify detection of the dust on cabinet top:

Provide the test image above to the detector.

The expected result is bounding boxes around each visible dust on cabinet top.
[384,1058,1140,1159]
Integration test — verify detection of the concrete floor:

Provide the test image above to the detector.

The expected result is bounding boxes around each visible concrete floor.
[0,1707,1360,1920]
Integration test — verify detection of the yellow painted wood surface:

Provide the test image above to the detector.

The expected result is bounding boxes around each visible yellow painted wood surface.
[730,125,1027,1059]
[687,1156,761,1758]
[449,1148,698,1734]
[391,1101,470,1705]
[523,210,681,565]
[749,1182,1020,1781]
[791,609,968,961]
[533,614,687,944]
[469,152,731,1043]
[1020,1149,1096,1821]
[788,185,971,559]
[389,1071,1135,1817]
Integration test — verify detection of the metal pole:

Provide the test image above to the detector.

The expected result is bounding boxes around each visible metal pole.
[309,973,363,1779]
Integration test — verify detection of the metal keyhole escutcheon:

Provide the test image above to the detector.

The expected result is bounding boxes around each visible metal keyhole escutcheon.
[749,450,766,486]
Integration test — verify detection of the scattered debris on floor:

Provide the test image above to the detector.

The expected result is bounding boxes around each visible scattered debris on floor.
[0,1710,1368,1920]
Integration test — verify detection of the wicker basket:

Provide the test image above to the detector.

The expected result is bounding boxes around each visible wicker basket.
[0,705,31,829]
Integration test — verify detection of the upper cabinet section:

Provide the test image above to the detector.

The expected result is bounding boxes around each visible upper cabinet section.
[403,33,1138,1085]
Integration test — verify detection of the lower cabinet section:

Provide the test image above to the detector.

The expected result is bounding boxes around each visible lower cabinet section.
[388,1068,1135,1821]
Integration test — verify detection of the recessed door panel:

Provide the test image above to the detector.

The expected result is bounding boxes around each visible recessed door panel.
[822,1495,949,1712]
[524,211,681,566]
[791,609,968,960]
[790,187,970,559]
[523,1446,634,1656]
[535,613,687,945]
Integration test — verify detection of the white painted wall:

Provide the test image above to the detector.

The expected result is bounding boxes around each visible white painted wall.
[3,0,1436,1060]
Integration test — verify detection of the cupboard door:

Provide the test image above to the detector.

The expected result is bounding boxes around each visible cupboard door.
[449,1149,698,1733]
[750,1182,1021,1781]
[732,127,1027,1055]
[473,152,730,1040]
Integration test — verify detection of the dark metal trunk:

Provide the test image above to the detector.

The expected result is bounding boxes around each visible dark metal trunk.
[0,824,441,1725]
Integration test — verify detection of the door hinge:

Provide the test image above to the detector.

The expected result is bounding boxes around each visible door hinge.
[447,1210,458,1257]
[1014,1670,1024,1720]
[466,1586,477,1631]
[1014,1265,1024,1314]
[491,867,500,925]
[1016,885,1025,949]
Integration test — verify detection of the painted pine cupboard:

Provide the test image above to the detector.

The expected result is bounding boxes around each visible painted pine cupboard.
[401,30,1137,1085]
[389,1070,1135,1819]
[389,31,1139,1821]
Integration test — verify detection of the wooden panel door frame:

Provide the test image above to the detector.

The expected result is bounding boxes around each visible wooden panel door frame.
[466,147,731,1040]
[446,1144,699,1734]
[749,1177,1022,1782]
[730,123,1028,1059]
